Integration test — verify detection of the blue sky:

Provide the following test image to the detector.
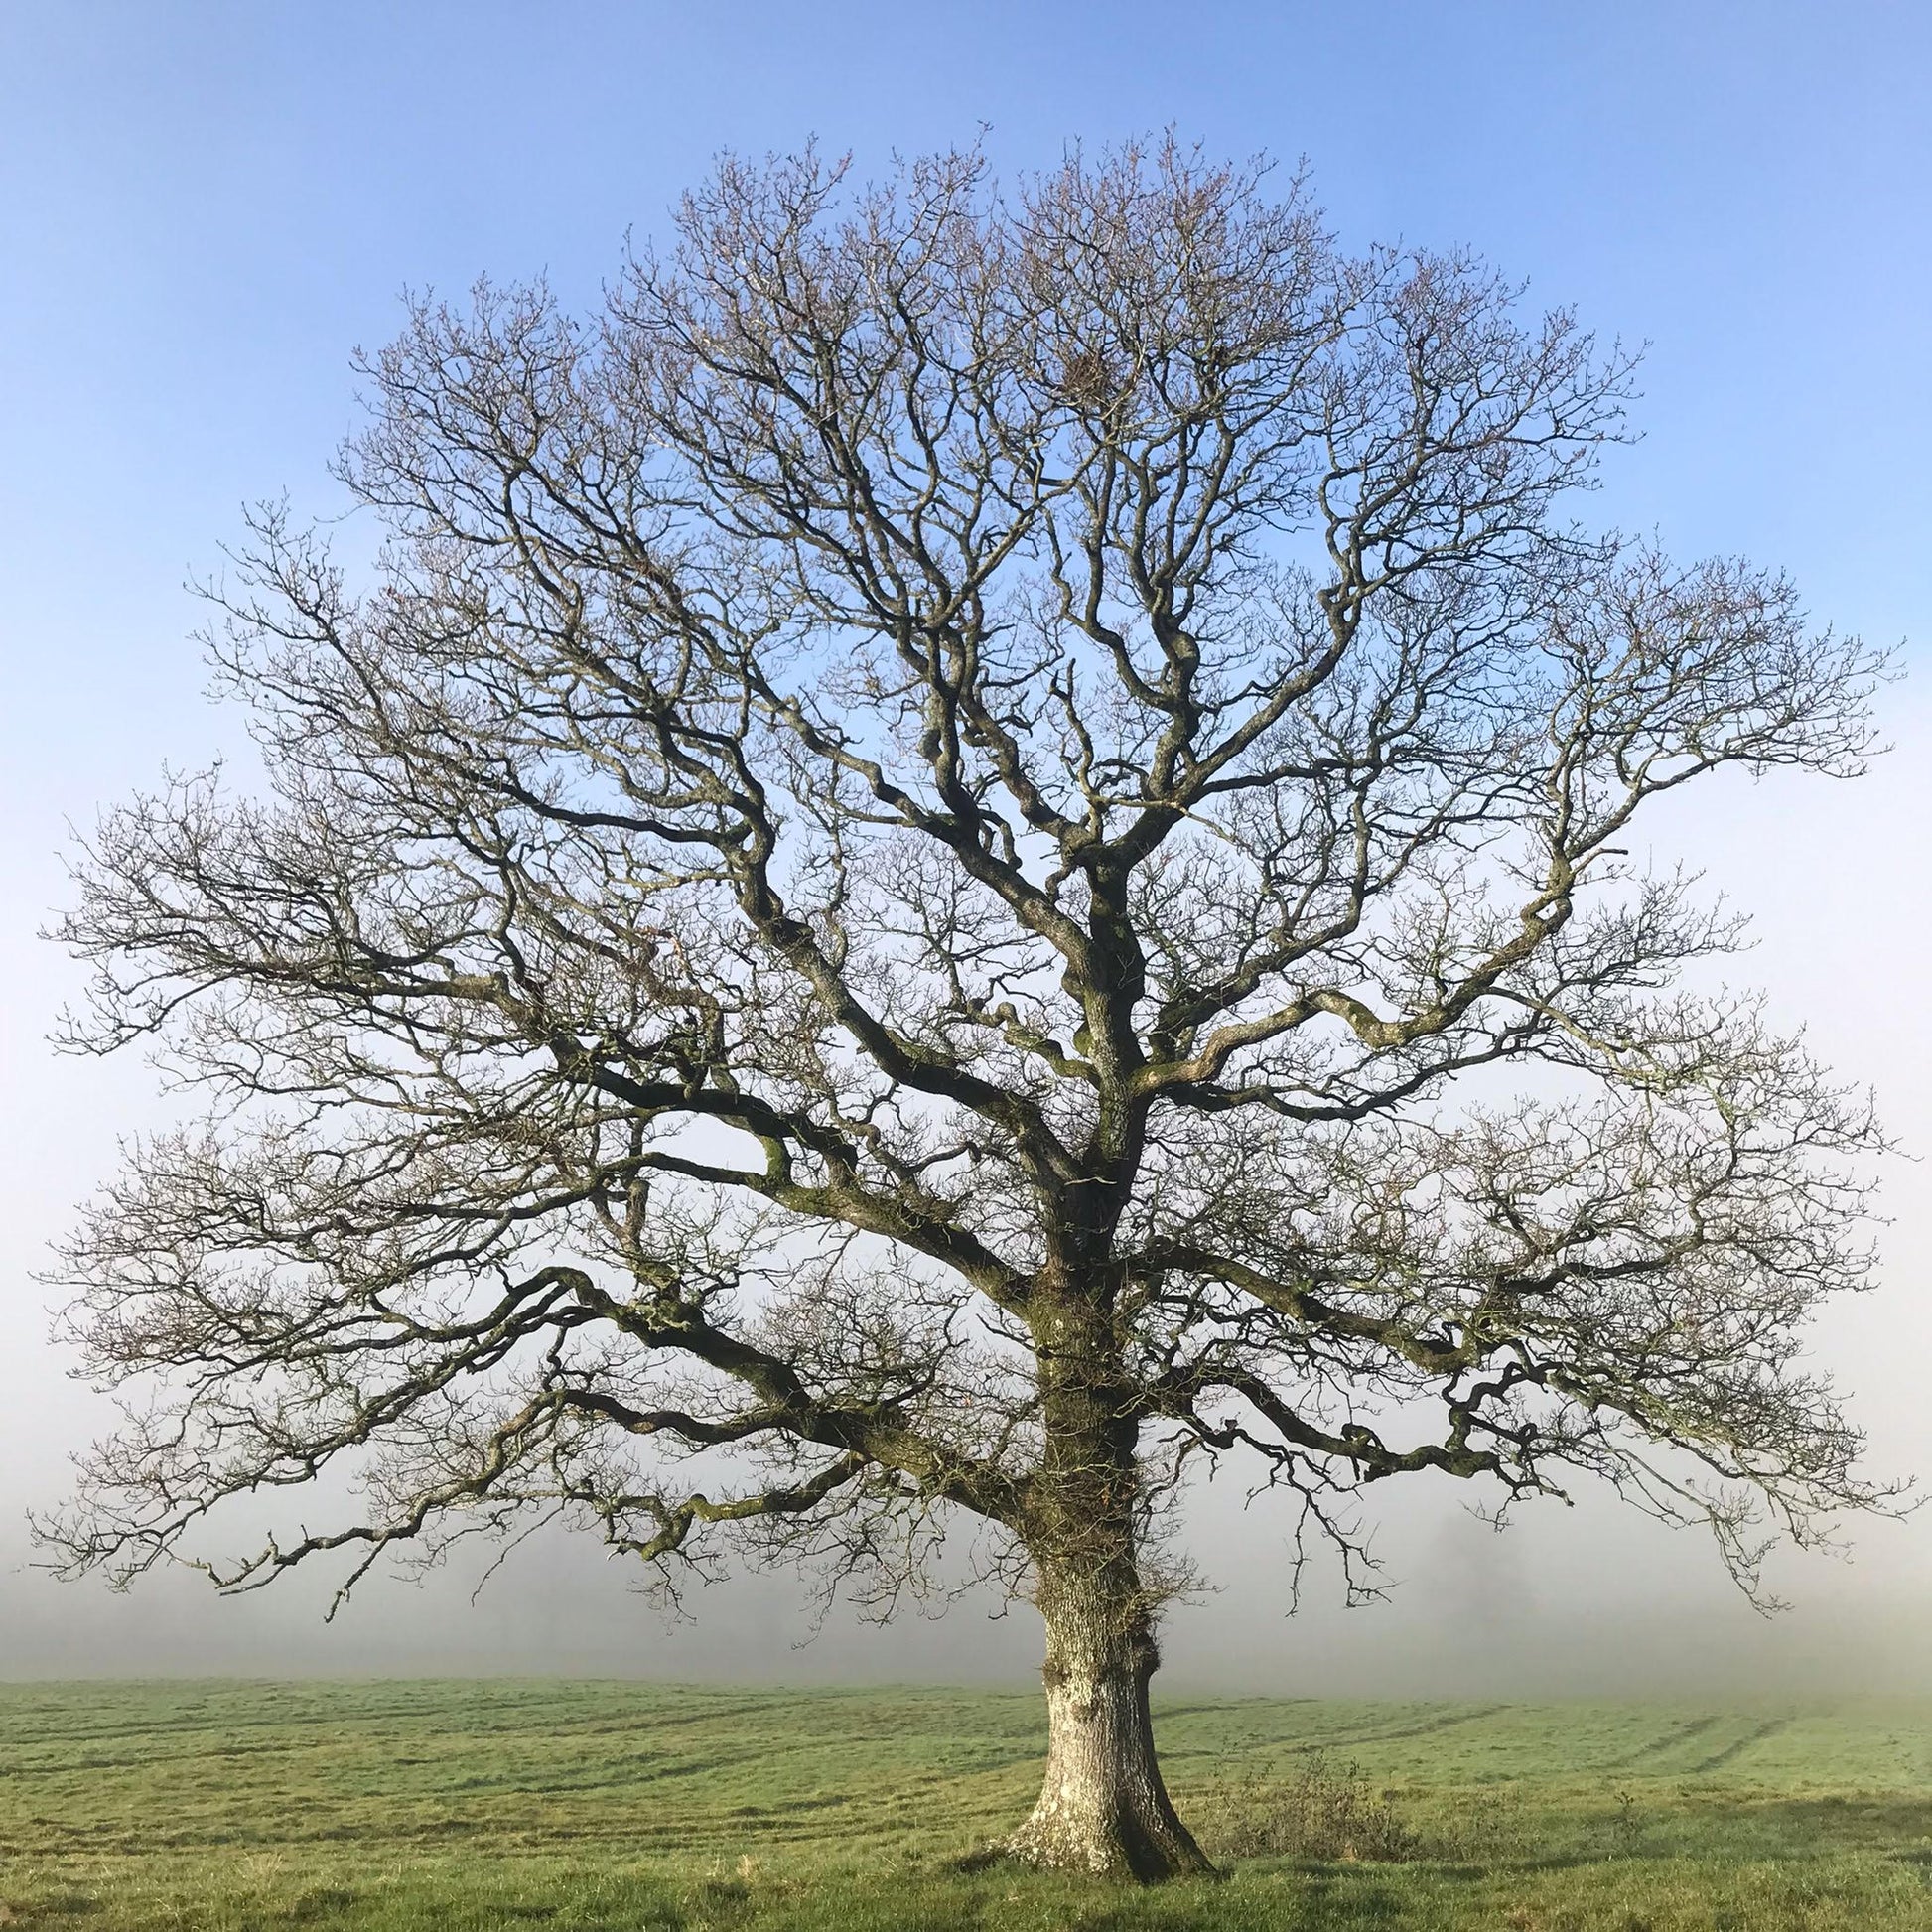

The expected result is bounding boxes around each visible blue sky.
[6,2,1928,751]
[5,1,1932,1685]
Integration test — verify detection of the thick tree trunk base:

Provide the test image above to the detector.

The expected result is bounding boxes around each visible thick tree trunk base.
[1007,1662,1213,1881]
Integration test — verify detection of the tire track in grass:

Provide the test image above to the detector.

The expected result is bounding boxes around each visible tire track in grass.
[1312,1703,1513,1748]
[1690,1715,1794,1774]
[1597,1714,1723,1770]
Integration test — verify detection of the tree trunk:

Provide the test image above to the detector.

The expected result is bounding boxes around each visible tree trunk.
[1007,1563,1213,1880]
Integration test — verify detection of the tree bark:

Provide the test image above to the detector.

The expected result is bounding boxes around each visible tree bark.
[1007,1561,1213,1880]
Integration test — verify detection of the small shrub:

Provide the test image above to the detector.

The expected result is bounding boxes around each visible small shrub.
[1427,1781,1531,1863]
[1609,1785,1647,1858]
[1208,1755,1419,1863]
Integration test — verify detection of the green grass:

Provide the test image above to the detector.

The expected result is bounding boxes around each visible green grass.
[3,1679,1930,1929]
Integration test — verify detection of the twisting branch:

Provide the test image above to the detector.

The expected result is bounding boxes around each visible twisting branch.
[41,138,1891,1664]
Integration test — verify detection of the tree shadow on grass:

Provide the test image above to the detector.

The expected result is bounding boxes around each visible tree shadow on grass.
[1747,1796,1932,1850]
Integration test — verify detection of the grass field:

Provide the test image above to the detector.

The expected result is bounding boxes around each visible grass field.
[2,1680,1930,1930]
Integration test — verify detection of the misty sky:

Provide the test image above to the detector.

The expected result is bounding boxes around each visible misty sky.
[4,0,1932,1695]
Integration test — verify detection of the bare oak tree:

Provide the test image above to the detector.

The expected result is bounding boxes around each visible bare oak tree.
[41,141,1890,1879]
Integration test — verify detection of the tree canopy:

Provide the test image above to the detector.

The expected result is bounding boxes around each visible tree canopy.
[41,139,1890,1878]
